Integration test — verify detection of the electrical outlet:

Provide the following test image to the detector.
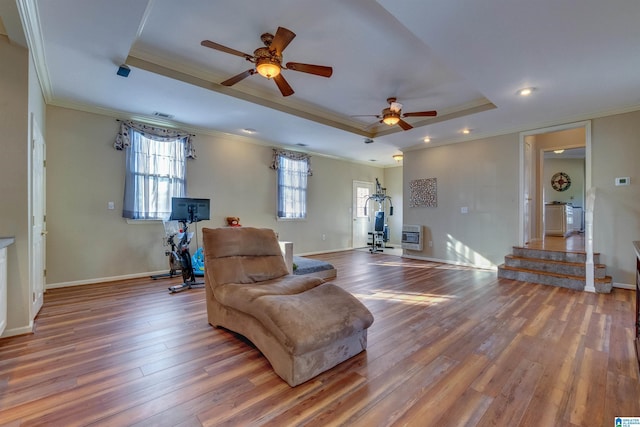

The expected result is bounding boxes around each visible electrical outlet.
[107,201,115,210]
[322,234,326,241]
[460,206,468,214]
[429,240,433,247]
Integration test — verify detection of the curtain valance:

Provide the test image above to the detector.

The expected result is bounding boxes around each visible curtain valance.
[114,120,196,159]
[270,149,313,176]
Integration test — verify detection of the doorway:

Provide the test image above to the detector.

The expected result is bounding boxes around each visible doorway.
[519,120,593,291]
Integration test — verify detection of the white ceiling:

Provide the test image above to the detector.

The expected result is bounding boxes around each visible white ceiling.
[4,0,640,166]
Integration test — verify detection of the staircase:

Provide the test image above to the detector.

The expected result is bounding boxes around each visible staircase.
[497,246,613,293]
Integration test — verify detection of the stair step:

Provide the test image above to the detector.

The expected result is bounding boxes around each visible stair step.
[503,255,607,279]
[594,276,614,293]
[498,265,613,293]
[498,264,586,291]
[512,246,600,264]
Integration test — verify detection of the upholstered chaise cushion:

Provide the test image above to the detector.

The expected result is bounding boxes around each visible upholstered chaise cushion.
[214,274,324,310]
[254,283,374,355]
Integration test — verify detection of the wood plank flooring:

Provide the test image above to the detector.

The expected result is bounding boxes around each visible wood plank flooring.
[0,250,638,426]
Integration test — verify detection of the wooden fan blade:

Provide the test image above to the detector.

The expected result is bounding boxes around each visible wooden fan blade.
[201,40,252,59]
[402,110,438,117]
[273,74,294,96]
[271,27,296,54]
[397,119,413,131]
[221,69,256,86]
[285,62,333,77]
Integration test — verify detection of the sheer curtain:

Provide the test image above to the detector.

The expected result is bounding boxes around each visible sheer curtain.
[122,130,187,220]
[271,149,312,219]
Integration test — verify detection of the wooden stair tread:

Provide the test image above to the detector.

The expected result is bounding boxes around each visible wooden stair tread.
[499,264,584,280]
[504,255,606,268]
[499,264,612,283]
[512,246,601,256]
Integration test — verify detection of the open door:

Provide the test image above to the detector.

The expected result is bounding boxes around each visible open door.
[31,117,45,319]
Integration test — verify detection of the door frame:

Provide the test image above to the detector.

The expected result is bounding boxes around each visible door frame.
[519,120,593,291]
[352,180,374,248]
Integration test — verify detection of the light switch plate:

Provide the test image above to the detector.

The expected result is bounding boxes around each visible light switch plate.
[615,177,630,186]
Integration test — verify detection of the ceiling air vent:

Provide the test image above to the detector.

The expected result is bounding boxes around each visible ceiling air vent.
[153,111,174,119]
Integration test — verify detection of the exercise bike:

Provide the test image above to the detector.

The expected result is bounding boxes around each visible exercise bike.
[168,219,204,293]
[166,197,210,293]
[150,221,182,280]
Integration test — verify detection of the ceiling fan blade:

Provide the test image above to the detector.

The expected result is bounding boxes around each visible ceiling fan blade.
[273,74,294,96]
[221,69,256,86]
[397,119,413,131]
[285,62,333,77]
[402,110,438,117]
[270,27,296,54]
[201,40,252,59]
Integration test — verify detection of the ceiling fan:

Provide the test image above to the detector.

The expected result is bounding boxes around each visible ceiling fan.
[201,27,333,97]
[356,98,437,131]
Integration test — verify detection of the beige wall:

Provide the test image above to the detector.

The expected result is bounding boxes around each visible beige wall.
[592,110,640,284]
[403,134,519,268]
[383,166,403,245]
[45,106,387,285]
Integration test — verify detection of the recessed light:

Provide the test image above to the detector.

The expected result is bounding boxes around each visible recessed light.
[554,149,565,154]
[296,143,308,147]
[517,87,536,96]
[242,128,257,134]
[364,138,374,144]
[462,129,471,134]
[423,137,431,143]
[369,159,377,162]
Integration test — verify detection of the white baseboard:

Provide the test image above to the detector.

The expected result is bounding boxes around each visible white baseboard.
[1,322,34,338]
[401,253,497,271]
[296,247,353,257]
[47,270,169,289]
[613,282,634,290]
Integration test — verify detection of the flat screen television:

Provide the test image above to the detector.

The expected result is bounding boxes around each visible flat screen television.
[170,197,210,222]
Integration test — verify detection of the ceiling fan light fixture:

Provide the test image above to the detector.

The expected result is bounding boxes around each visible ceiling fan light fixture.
[256,58,281,79]
[382,109,400,126]
[383,116,400,126]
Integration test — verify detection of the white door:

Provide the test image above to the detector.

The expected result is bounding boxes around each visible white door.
[523,139,533,244]
[353,181,373,248]
[31,117,46,319]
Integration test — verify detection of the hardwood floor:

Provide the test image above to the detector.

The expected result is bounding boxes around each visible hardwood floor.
[525,233,585,252]
[0,250,638,426]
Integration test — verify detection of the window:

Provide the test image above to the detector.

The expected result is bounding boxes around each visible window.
[122,129,187,220]
[356,186,370,218]
[272,150,312,219]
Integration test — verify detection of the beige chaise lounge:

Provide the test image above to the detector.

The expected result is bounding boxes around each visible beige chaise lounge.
[202,227,374,386]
